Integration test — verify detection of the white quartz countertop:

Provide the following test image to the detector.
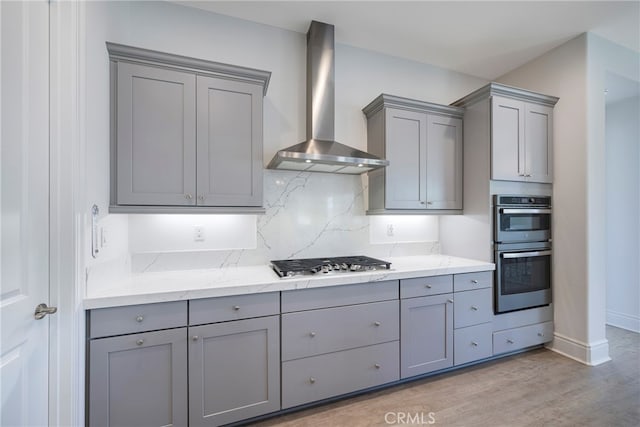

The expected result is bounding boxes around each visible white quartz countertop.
[84,255,494,310]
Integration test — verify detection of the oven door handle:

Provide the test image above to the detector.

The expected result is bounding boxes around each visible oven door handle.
[500,208,552,215]
[501,250,552,259]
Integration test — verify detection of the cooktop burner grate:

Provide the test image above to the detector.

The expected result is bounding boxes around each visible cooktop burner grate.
[270,255,391,278]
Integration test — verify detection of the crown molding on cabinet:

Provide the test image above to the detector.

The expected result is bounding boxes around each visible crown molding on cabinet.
[362,93,465,119]
[106,42,271,95]
[450,82,559,108]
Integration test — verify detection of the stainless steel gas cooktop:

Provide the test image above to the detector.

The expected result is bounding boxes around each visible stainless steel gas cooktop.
[270,256,392,278]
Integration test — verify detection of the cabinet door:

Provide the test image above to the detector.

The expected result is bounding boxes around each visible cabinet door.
[524,103,553,183]
[89,328,188,427]
[197,76,263,207]
[491,96,525,181]
[116,62,196,205]
[189,316,280,426]
[426,114,463,209]
[400,293,454,378]
[384,108,427,209]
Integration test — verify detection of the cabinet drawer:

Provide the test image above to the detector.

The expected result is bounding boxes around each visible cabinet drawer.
[282,300,399,361]
[454,271,493,292]
[281,341,399,409]
[454,288,493,329]
[454,323,493,365]
[493,321,553,355]
[281,280,398,313]
[189,292,279,325]
[89,301,187,339]
[400,275,453,299]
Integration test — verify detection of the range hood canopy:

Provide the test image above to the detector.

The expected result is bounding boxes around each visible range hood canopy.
[267,21,389,174]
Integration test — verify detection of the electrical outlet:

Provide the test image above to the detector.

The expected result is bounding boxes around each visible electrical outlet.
[194,225,205,242]
[386,223,394,237]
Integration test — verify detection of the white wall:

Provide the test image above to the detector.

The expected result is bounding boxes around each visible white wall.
[83,1,486,282]
[497,33,640,365]
[605,94,640,332]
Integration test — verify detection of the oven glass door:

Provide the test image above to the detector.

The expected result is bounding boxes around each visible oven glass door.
[496,208,551,243]
[496,249,552,313]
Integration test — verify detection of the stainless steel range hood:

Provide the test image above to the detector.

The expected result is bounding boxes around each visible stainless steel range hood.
[267,21,389,174]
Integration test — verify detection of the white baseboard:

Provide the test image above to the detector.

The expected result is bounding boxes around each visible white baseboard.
[547,333,611,366]
[606,310,640,333]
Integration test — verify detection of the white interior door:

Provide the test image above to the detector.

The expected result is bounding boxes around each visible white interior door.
[1,1,51,426]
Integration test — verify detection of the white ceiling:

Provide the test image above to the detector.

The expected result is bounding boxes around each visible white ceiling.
[178,0,639,80]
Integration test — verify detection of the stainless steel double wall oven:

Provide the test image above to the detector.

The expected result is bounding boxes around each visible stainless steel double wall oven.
[494,195,552,313]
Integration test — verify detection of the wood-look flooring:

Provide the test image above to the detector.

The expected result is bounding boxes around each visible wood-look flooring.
[254,326,639,426]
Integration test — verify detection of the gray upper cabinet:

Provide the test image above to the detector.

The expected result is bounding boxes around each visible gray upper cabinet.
[452,83,558,184]
[107,42,270,213]
[196,76,263,207]
[363,94,464,214]
[116,63,196,206]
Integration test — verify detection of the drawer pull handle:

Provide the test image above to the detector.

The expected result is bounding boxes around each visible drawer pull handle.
[233,305,240,311]
[374,321,381,327]
[374,363,381,369]
[309,332,316,338]
[538,332,544,337]
[471,341,478,347]
[425,284,432,289]
[471,280,479,284]
[309,377,316,384]
[471,306,479,311]
[507,339,514,344]
[192,335,199,341]
[136,339,144,346]
[447,299,454,304]
[135,315,144,323]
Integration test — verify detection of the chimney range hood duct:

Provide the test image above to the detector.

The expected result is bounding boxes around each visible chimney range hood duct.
[267,21,389,174]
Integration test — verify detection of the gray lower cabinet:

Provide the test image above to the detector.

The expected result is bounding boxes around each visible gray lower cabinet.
[188,315,280,426]
[88,301,189,427]
[493,321,553,355]
[282,341,399,409]
[89,327,188,427]
[107,42,270,213]
[363,94,464,214]
[400,293,454,378]
[281,281,400,409]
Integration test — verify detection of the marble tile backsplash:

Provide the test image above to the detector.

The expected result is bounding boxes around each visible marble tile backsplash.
[129,170,440,273]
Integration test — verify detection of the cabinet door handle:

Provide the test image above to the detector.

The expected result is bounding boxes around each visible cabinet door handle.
[471,279,479,284]
[233,305,240,311]
[471,306,479,311]
[537,332,544,337]
[309,377,316,384]
[420,201,426,205]
[374,321,381,327]
[136,339,144,346]
[427,201,433,205]
[198,195,204,202]
[447,299,454,304]
[309,332,316,338]
[471,341,478,347]
[425,284,432,289]
[507,339,514,344]
[185,193,193,200]
[135,315,144,323]
[374,363,381,369]
[192,335,199,341]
